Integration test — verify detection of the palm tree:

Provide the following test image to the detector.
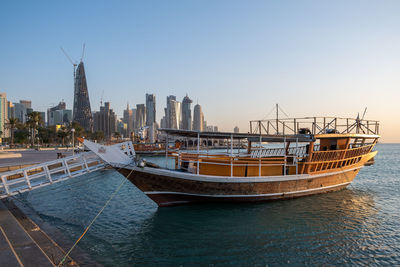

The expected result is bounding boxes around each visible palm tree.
[69,122,84,139]
[5,117,19,148]
[91,131,104,142]
[114,132,121,140]
[57,126,68,147]
[27,112,43,147]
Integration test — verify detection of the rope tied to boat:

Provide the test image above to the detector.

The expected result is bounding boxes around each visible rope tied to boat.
[57,167,134,266]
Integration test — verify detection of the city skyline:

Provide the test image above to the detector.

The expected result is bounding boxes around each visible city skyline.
[4,92,210,130]
[1,1,399,142]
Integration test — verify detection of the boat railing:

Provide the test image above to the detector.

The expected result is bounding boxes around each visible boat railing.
[300,143,375,173]
[250,146,309,158]
[169,142,375,176]
[310,144,374,162]
[171,151,301,177]
[250,117,379,136]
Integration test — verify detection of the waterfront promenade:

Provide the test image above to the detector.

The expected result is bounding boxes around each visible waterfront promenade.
[0,201,54,266]
[0,149,78,266]
[0,149,73,170]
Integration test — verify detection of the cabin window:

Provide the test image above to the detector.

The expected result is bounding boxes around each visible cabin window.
[319,137,349,150]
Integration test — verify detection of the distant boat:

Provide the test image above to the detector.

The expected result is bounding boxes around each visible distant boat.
[84,116,379,207]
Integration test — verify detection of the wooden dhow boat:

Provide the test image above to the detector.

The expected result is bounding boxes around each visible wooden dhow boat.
[84,116,379,207]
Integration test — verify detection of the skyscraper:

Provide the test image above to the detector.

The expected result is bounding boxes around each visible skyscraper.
[93,102,117,138]
[19,100,31,109]
[12,102,26,123]
[0,93,9,138]
[7,101,14,120]
[165,95,176,128]
[73,61,93,132]
[181,95,192,130]
[145,94,156,126]
[131,108,137,129]
[169,100,181,129]
[47,101,70,126]
[123,103,134,137]
[160,115,167,129]
[135,104,146,129]
[165,95,182,129]
[48,110,72,126]
[193,104,204,131]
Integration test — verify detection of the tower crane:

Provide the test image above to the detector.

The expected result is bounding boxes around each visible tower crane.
[80,43,85,62]
[60,47,78,79]
[100,90,104,106]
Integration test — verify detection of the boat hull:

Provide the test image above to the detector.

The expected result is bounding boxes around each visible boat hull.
[117,166,361,207]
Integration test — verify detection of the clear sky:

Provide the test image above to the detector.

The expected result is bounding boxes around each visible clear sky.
[1,1,399,142]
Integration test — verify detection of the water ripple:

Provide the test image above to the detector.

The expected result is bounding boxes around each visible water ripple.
[13,144,400,266]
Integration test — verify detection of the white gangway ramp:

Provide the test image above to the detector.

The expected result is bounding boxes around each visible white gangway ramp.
[0,152,105,199]
[82,140,136,167]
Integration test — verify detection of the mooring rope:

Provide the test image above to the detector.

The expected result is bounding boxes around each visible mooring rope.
[57,167,134,266]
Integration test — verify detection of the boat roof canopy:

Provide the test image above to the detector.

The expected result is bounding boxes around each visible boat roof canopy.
[159,128,315,142]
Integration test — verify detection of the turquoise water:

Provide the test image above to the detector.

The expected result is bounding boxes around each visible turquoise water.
[13,144,400,266]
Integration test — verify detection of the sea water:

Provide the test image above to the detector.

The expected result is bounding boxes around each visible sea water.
[12,144,400,266]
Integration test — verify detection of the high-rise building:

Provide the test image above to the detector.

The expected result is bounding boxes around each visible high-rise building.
[169,100,181,129]
[10,99,33,123]
[164,95,181,129]
[160,116,167,128]
[26,108,33,116]
[206,125,214,132]
[117,119,127,138]
[7,101,14,120]
[47,101,65,123]
[0,93,9,138]
[123,103,134,137]
[206,125,218,132]
[93,102,117,138]
[48,110,72,126]
[193,104,204,131]
[234,126,239,133]
[19,100,31,109]
[181,95,192,130]
[48,101,71,126]
[135,104,146,129]
[38,112,46,123]
[145,94,156,126]
[13,103,26,123]
[73,61,93,132]
[165,95,176,128]
[131,108,137,129]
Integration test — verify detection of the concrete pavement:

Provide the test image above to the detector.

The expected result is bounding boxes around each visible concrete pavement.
[0,201,53,267]
[0,150,73,168]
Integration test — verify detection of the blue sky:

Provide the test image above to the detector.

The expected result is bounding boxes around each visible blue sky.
[1,1,399,141]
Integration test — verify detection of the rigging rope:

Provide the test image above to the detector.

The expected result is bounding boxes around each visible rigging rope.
[261,106,276,120]
[278,105,290,118]
[57,168,134,266]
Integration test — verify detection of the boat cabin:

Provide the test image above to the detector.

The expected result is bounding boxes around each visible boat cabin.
[158,117,379,177]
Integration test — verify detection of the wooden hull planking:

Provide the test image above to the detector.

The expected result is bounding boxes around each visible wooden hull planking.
[117,162,364,207]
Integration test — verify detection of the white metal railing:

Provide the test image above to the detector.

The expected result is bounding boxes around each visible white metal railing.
[0,152,105,198]
[250,146,309,158]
